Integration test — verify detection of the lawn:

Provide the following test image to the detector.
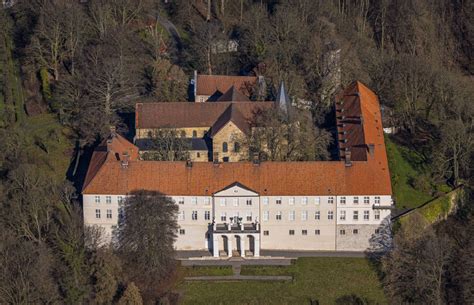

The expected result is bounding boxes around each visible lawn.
[385,137,433,209]
[176,258,386,305]
[180,266,233,277]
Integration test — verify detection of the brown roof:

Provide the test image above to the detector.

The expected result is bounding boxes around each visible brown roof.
[210,104,250,136]
[216,86,251,102]
[85,82,392,197]
[136,102,273,129]
[196,74,257,97]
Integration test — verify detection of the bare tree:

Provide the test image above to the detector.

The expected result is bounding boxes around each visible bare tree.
[141,129,190,161]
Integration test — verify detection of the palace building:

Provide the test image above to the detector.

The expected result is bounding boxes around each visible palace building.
[82,81,393,257]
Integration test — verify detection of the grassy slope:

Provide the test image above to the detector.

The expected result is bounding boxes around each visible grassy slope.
[177,258,386,305]
[385,137,433,209]
[18,113,73,182]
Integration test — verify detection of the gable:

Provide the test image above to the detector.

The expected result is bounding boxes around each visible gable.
[214,182,259,197]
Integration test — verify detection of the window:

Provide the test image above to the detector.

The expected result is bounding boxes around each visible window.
[178,211,185,220]
[315,211,320,220]
[302,230,308,235]
[263,197,269,205]
[301,211,308,221]
[95,209,101,219]
[234,142,240,152]
[246,199,252,206]
[353,229,359,235]
[192,211,198,220]
[374,210,380,220]
[179,229,185,235]
[263,211,269,221]
[204,197,210,206]
[246,212,252,221]
[178,197,184,205]
[106,209,112,219]
[289,211,295,221]
[276,198,282,205]
[220,198,226,206]
[315,229,320,235]
[192,130,197,138]
[118,207,124,221]
[289,230,295,235]
[221,212,227,221]
[328,197,334,204]
[233,198,239,206]
[103,196,110,205]
[197,152,201,158]
[222,142,228,152]
[223,157,229,162]
[191,197,197,205]
[328,211,334,220]
[353,211,359,220]
[302,197,308,205]
[95,196,100,204]
[315,197,320,205]
[364,196,370,204]
[204,211,210,220]
[289,197,295,205]
[340,210,346,220]
[364,210,370,220]
[117,196,123,204]
[180,130,186,137]
[375,196,381,204]
[340,229,346,235]
[353,196,359,204]
[375,229,380,234]
[263,230,269,236]
[276,211,282,220]
[340,196,346,204]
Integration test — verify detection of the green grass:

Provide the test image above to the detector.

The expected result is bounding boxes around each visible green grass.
[18,113,73,182]
[181,266,233,277]
[176,258,386,305]
[385,137,433,209]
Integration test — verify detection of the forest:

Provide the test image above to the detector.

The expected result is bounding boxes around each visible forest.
[0,0,472,304]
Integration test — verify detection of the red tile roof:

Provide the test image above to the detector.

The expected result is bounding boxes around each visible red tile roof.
[210,104,250,136]
[196,74,257,97]
[84,82,392,197]
[135,102,272,129]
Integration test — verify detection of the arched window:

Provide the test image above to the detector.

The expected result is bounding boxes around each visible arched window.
[192,130,197,138]
[234,142,240,152]
[222,142,228,152]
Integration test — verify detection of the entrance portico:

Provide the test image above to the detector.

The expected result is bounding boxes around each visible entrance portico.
[211,221,260,257]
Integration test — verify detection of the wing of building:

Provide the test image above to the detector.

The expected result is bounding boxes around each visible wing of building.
[83,81,393,256]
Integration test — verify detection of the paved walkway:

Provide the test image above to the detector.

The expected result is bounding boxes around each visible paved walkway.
[177,250,366,259]
[182,256,293,282]
[184,275,292,281]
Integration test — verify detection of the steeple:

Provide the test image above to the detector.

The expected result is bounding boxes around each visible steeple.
[276,81,290,114]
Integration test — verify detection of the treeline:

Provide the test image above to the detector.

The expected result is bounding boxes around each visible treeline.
[382,190,474,304]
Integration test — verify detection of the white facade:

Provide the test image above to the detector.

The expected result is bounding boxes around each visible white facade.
[83,185,393,257]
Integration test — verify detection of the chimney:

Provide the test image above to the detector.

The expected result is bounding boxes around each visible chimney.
[344,150,352,167]
[193,70,198,100]
[106,139,113,152]
[186,159,193,168]
[110,126,117,137]
[368,144,375,156]
[121,151,129,168]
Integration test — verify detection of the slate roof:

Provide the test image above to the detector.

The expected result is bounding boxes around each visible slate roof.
[135,138,208,151]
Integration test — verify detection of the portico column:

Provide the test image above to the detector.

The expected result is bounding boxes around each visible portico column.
[241,236,245,257]
[213,235,219,257]
[227,235,232,257]
[254,234,260,257]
